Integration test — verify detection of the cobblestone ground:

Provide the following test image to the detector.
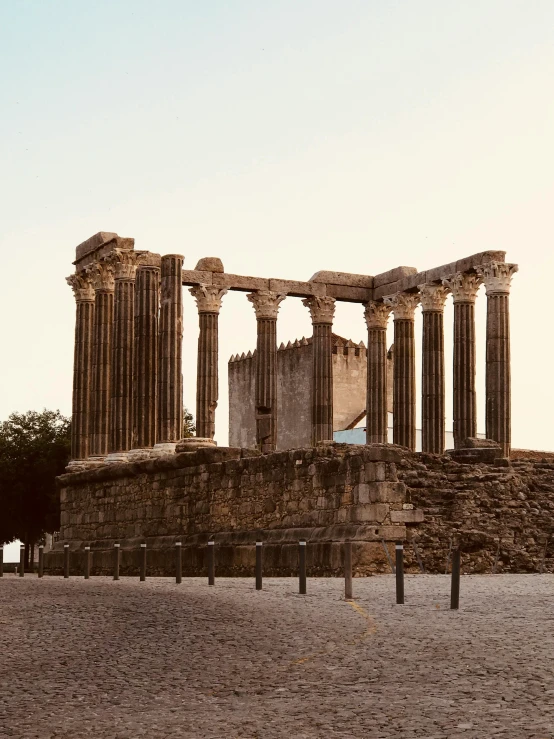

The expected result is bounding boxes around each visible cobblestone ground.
[1,574,554,738]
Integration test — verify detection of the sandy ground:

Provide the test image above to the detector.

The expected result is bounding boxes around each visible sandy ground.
[1,573,554,738]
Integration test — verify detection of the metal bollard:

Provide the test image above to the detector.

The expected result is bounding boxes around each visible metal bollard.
[255,542,263,591]
[207,541,215,586]
[113,543,120,581]
[140,543,147,582]
[395,542,404,605]
[38,545,44,578]
[63,544,69,579]
[0,545,3,577]
[84,546,91,580]
[450,549,461,610]
[344,541,353,601]
[175,542,182,584]
[299,540,307,595]
[19,544,25,578]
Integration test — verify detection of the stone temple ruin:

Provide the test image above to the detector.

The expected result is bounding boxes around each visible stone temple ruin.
[47,233,554,576]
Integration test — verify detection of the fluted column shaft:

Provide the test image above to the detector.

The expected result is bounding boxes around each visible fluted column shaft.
[443,273,481,449]
[478,262,518,458]
[421,311,444,453]
[454,303,476,446]
[385,293,419,451]
[302,297,336,445]
[364,302,391,444]
[420,285,449,454]
[247,291,286,453]
[190,285,227,439]
[90,263,115,458]
[109,254,138,456]
[133,266,160,449]
[67,274,95,461]
[157,255,184,444]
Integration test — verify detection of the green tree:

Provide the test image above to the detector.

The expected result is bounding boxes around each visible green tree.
[183,407,195,438]
[0,410,71,563]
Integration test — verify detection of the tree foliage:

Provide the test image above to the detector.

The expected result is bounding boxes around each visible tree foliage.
[0,409,71,546]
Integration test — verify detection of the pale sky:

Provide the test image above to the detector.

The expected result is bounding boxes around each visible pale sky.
[1,0,553,463]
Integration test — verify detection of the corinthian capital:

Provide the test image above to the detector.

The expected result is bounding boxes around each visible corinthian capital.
[189,284,228,313]
[66,272,95,302]
[302,296,336,324]
[105,249,141,281]
[418,283,450,312]
[247,291,286,320]
[383,292,420,320]
[442,272,482,303]
[89,262,115,292]
[364,301,391,330]
[477,262,518,295]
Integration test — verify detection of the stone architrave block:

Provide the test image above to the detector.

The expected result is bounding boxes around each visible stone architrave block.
[355,481,406,504]
[348,504,389,524]
[390,509,424,524]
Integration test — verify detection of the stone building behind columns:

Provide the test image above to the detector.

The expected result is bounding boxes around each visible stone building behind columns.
[228,336,394,450]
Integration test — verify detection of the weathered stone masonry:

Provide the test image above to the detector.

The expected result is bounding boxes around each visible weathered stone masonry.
[48,444,413,576]
[52,231,524,577]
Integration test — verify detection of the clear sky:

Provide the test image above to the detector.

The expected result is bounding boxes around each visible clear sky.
[1,0,553,470]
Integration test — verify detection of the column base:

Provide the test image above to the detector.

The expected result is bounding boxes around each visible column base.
[105,452,129,464]
[176,437,217,453]
[127,448,153,462]
[151,442,177,457]
[65,459,88,473]
[84,456,107,469]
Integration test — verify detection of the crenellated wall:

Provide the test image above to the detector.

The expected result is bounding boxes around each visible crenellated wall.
[229,335,369,450]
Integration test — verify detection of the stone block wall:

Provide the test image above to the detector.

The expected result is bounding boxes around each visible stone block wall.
[45,444,413,577]
[398,453,554,574]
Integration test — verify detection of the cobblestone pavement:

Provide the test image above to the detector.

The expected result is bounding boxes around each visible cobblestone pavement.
[1,574,554,738]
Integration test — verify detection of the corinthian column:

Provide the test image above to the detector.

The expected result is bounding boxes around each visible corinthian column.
[190,285,227,439]
[384,293,419,451]
[89,261,115,461]
[104,251,139,463]
[130,265,160,458]
[247,291,286,453]
[66,272,95,468]
[302,296,336,445]
[364,301,391,444]
[477,262,518,458]
[419,284,449,454]
[154,254,184,455]
[442,272,482,448]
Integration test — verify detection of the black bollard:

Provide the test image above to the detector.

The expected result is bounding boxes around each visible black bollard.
[344,541,353,601]
[84,546,91,580]
[207,541,215,586]
[63,544,69,579]
[395,542,404,605]
[175,542,182,584]
[19,544,25,578]
[299,540,307,595]
[38,545,44,578]
[0,545,3,577]
[140,543,147,582]
[255,542,263,591]
[113,543,120,581]
[450,549,461,610]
